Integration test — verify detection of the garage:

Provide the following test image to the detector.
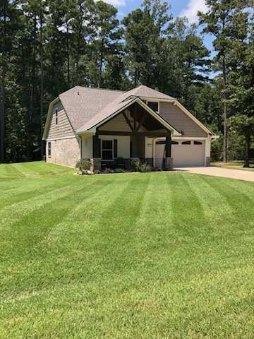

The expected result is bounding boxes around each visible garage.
[155,139,206,168]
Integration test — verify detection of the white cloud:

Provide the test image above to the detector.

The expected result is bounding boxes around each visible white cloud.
[180,0,208,24]
[101,0,126,6]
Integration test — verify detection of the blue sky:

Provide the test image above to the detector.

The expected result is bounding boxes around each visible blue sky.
[104,0,208,24]
[104,0,214,51]
[120,0,190,18]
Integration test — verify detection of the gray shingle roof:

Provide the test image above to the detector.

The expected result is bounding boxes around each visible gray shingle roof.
[59,86,124,131]
[59,85,175,132]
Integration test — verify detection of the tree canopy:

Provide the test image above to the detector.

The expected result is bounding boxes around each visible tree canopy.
[0,0,253,165]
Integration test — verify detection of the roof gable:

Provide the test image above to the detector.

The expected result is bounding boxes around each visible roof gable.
[125,85,175,101]
[77,97,181,136]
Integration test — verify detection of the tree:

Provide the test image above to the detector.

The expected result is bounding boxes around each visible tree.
[228,11,254,167]
[199,0,249,162]
[142,0,171,34]
[88,0,123,88]
[230,115,254,167]
[160,17,210,109]
[0,0,29,162]
[123,9,161,86]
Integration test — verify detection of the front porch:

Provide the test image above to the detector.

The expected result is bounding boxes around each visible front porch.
[83,101,177,171]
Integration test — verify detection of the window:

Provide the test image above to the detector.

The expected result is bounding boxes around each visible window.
[182,140,191,145]
[55,110,58,125]
[156,140,179,145]
[147,101,159,113]
[48,142,51,157]
[102,140,113,160]
[194,141,203,145]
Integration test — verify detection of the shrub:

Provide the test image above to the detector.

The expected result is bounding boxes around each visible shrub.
[114,168,126,173]
[115,157,125,168]
[75,159,93,175]
[131,159,152,172]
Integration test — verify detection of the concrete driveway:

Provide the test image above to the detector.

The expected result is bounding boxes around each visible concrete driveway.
[177,167,254,182]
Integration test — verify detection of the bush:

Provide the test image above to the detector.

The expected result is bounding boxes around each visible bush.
[114,168,126,173]
[131,159,152,172]
[75,159,93,175]
[115,157,125,168]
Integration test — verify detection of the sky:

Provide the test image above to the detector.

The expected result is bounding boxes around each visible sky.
[102,0,214,51]
[103,0,208,24]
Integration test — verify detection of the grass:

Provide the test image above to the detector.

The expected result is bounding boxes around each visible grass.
[212,161,254,171]
[1,161,254,338]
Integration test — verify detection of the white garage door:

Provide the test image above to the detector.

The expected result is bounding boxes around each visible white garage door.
[155,140,205,168]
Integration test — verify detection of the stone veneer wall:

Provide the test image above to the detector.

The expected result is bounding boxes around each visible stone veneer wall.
[46,137,80,167]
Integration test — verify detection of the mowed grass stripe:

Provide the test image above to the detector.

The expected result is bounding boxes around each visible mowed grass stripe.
[0,163,25,179]
[133,173,175,255]
[0,180,95,230]
[201,175,254,227]
[0,176,137,304]
[0,178,76,209]
[11,163,40,178]
[0,180,109,260]
[85,174,151,272]
[46,175,130,252]
[184,174,233,227]
[169,173,206,238]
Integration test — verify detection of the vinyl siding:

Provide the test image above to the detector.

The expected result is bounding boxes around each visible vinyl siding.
[159,102,207,137]
[98,112,146,132]
[48,103,74,139]
[98,113,132,132]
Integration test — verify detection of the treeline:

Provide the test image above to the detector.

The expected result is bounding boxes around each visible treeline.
[0,0,253,165]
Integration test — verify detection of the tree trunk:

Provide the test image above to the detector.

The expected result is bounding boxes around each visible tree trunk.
[243,130,250,168]
[0,84,4,163]
[39,13,44,158]
[66,23,70,87]
[222,54,228,163]
[0,0,7,162]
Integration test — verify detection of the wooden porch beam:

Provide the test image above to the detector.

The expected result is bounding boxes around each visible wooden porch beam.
[122,111,134,132]
[98,130,170,137]
[135,112,146,132]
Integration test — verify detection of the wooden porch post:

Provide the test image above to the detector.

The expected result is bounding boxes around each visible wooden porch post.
[165,134,172,158]
[164,133,173,170]
[93,133,101,171]
[131,133,139,158]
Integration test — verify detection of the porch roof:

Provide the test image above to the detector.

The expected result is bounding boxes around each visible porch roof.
[77,97,181,137]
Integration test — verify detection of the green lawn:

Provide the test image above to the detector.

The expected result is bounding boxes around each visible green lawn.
[1,162,254,338]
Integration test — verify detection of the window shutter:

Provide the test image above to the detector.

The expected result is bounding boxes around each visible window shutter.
[114,139,118,159]
[93,135,101,158]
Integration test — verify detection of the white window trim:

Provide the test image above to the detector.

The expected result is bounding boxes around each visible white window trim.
[101,139,114,161]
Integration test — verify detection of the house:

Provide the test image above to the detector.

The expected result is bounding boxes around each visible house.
[43,85,216,170]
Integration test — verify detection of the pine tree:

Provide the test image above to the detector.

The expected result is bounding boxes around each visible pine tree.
[228,10,254,167]
[88,0,123,88]
[123,8,162,86]
[199,0,248,162]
